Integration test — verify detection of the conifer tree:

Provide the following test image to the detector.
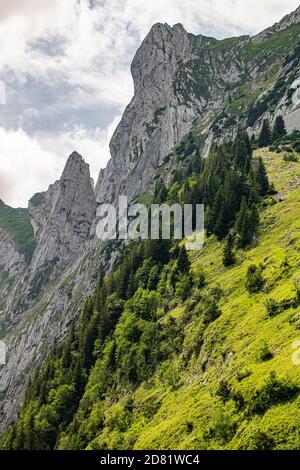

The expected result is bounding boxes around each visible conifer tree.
[80,313,100,370]
[235,197,258,248]
[249,203,260,234]
[235,136,250,172]
[222,233,235,266]
[255,157,269,196]
[272,115,286,141]
[73,359,86,397]
[258,119,272,148]
[176,246,190,274]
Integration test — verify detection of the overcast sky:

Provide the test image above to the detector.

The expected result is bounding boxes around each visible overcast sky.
[0,0,299,207]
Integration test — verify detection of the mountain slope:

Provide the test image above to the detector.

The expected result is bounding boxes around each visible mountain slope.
[3,145,300,450]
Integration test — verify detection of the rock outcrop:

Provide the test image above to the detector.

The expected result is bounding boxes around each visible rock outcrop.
[0,152,98,427]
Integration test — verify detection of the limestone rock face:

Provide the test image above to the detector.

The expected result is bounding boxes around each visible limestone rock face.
[28,152,96,281]
[95,23,201,204]
[0,152,98,428]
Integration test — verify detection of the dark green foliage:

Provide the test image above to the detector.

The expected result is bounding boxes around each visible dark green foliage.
[265,289,300,317]
[258,119,272,148]
[235,198,259,248]
[248,372,299,415]
[222,233,235,267]
[265,298,281,317]
[175,274,192,300]
[245,264,264,294]
[255,157,270,196]
[257,342,273,362]
[154,180,168,203]
[283,153,298,162]
[176,246,190,274]
[203,298,222,324]
[1,133,268,450]
[272,115,286,141]
[197,134,265,242]
[234,131,252,172]
[216,379,231,402]
[247,101,268,127]
[251,431,275,450]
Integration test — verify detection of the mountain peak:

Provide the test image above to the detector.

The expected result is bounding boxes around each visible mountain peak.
[61,151,90,181]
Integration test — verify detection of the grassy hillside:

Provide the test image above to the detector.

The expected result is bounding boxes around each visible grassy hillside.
[79,149,300,450]
[0,201,36,261]
[3,144,300,451]
[123,149,300,450]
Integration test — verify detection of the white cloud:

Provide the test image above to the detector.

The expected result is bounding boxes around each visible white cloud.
[0,117,118,207]
[0,0,299,207]
[0,127,60,207]
[0,0,298,105]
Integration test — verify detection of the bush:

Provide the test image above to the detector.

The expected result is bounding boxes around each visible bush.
[236,369,252,382]
[175,274,192,301]
[283,153,298,162]
[257,342,273,362]
[245,265,264,294]
[203,299,222,324]
[216,379,231,402]
[293,144,300,153]
[248,372,299,415]
[266,298,281,317]
[250,431,275,450]
[192,267,206,288]
[265,289,300,317]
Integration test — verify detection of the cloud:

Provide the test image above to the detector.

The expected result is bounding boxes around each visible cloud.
[0,117,118,207]
[0,127,60,207]
[0,0,299,207]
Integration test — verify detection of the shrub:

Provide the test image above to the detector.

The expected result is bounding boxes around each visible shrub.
[257,342,273,362]
[250,431,275,450]
[203,410,237,445]
[236,369,252,382]
[248,372,299,415]
[192,267,206,288]
[283,153,298,162]
[175,274,192,301]
[203,299,222,324]
[216,379,231,402]
[245,265,264,294]
[293,144,300,153]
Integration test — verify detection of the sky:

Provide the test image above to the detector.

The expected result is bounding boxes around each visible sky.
[0,0,299,207]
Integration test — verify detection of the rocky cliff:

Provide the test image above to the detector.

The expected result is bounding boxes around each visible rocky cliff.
[96,5,300,204]
[0,152,99,427]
